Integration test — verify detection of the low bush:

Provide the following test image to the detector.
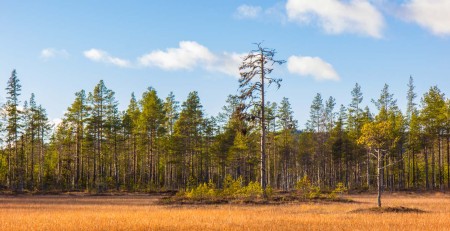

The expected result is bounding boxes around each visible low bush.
[295,176,321,199]
[329,182,348,199]
[178,175,266,201]
[185,180,216,200]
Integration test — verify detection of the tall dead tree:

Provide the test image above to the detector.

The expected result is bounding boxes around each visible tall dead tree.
[238,43,285,193]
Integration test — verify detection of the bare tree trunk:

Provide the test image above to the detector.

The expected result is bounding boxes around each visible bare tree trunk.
[447,136,450,189]
[7,147,11,189]
[30,132,34,190]
[377,150,382,208]
[18,136,24,192]
[260,53,267,194]
[407,148,410,189]
[431,145,435,189]
[412,148,416,188]
[133,135,137,188]
[425,146,429,189]
[367,150,370,189]
[114,133,119,191]
[439,136,443,190]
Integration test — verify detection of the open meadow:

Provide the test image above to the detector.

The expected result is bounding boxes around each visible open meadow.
[0,193,449,230]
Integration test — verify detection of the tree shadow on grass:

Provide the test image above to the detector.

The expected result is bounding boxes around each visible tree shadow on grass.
[350,206,427,214]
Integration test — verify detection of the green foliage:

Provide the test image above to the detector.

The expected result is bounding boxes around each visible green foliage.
[187,176,197,190]
[3,72,450,196]
[329,182,348,199]
[265,185,273,198]
[222,175,243,197]
[241,181,263,199]
[186,180,216,200]
[180,175,265,201]
[295,176,321,199]
[295,176,311,197]
[308,185,321,199]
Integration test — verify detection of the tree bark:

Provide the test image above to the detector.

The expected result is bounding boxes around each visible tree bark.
[377,149,382,208]
[260,51,267,194]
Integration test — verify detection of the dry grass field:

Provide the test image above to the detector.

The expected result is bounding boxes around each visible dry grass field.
[0,192,449,230]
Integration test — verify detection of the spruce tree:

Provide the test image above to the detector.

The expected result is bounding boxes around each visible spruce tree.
[5,70,23,191]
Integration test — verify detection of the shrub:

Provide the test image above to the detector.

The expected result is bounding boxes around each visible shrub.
[222,175,243,198]
[241,181,263,199]
[295,176,321,199]
[220,176,265,199]
[175,189,186,197]
[329,182,348,199]
[186,180,216,200]
[178,175,266,201]
[186,176,197,190]
[295,176,311,199]
[308,185,321,199]
[265,185,273,199]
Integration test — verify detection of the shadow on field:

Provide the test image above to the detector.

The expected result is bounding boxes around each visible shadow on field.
[350,206,427,214]
[0,193,166,208]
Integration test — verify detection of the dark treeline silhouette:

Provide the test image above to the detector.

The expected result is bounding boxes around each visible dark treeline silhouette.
[1,69,449,193]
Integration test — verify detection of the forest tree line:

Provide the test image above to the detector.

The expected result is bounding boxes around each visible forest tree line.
[0,69,449,193]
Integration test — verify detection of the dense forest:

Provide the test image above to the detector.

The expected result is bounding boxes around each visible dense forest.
[0,68,449,193]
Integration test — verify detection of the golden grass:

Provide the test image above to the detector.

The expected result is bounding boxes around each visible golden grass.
[0,192,449,230]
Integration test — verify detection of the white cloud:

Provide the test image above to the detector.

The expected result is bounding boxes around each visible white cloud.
[401,0,450,36]
[40,48,69,59]
[138,41,243,78]
[83,41,243,77]
[287,55,340,81]
[235,4,262,19]
[50,118,62,128]
[285,0,384,38]
[83,49,131,68]
[208,52,245,78]
[138,41,216,70]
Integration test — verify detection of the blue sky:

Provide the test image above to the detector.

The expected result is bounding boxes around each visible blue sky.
[1,0,449,128]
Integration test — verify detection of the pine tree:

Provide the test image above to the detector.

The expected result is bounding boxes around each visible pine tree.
[5,70,23,191]
[420,86,446,189]
[405,76,417,188]
[358,118,397,207]
[174,91,203,188]
[65,90,89,189]
[373,84,397,115]
[36,105,50,190]
[163,92,179,189]
[238,43,285,193]
[139,87,165,187]
[87,80,112,191]
[123,93,141,189]
[104,89,120,190]
[307,93,324,133]
[277,97,297,190]
[25,93,39,190]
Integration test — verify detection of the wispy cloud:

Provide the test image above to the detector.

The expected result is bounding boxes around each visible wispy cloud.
[287,55,340,81]
[234,4,262,19]
[233,3,287,23]
[285,0,384,38]
[207,52,245,78]
[400,0,450,36]
[40,48,69,60]
[83,49,131,68]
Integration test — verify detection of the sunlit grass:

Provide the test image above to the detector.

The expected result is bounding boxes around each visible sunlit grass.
[0,193,449,230]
